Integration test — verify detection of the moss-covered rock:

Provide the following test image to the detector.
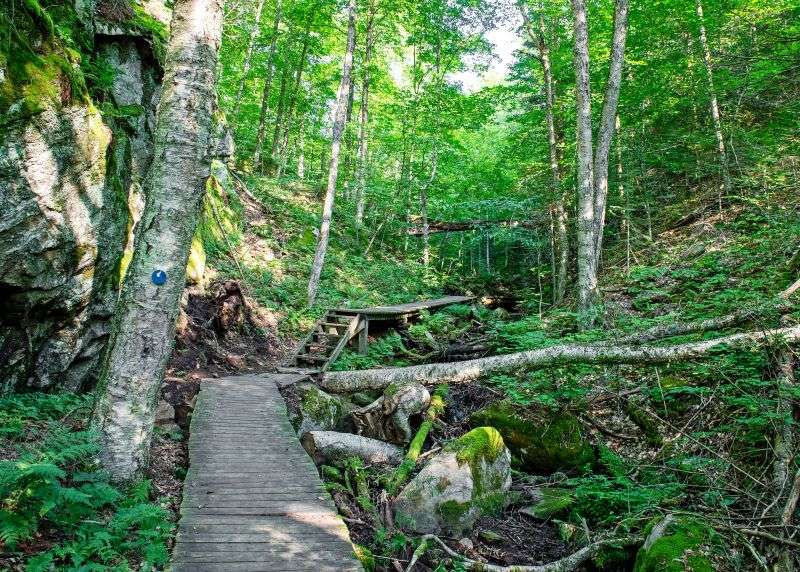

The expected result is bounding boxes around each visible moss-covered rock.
[394,427,512,535]
[470,400,595,474]
[634,516,720,572]
[290,383,354,436]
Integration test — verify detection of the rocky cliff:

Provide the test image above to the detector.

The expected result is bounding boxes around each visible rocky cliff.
[0,0,205,393]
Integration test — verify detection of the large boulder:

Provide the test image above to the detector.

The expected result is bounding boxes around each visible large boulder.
[470,400,595,474]
[394,427,512,535]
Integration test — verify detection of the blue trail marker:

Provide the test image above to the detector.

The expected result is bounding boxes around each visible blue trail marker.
[151,270,167,286]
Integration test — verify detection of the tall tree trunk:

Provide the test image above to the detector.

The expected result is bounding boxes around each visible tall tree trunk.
[231,0,266,126]
[253,0,282,169]
[695,0,733,210]
[270,56,292,167]
[616,114,630,273]
[355,1,376,231]
[591,0,629,269]
[297,114,306,179]
[536,9,568,305]
[307,0,357,305]
[276,10,314,178]
[93,0,224,481]
[571,0,598,321]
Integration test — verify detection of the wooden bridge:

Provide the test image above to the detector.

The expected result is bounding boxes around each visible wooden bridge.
[171,374,362,571]
[287,295,474,371]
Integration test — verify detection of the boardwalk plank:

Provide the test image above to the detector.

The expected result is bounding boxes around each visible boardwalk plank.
[171,374,361,571]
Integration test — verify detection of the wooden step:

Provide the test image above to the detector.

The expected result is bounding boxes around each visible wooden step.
[320,321,350,328]
[297,355,327,363]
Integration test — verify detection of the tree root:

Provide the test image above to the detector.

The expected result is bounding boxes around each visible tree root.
[417,533,643,572]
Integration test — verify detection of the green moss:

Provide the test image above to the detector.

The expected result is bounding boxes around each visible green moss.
[624,400,664,447]
[523,487,574,519]
[634,518,720,572]
[470,401,595,474]
[384,383,400,397]
[186,235,206,285]
[130,4,169,66]
[353,544,375,571]
[438,499,472,528]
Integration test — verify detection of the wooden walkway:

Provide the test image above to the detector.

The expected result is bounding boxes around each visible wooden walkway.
[172,374,362,572]
[288,295,475,371]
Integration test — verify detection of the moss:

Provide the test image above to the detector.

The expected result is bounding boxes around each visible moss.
[186,235,206,285]
[438,499,472,529]
[624,400,664,447]
[523,487,574,519]
[634,518,720,572]
[130,4,169,66]
[470,401,595,474]
[384,383,400,397]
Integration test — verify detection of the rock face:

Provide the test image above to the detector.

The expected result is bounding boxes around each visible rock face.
[0,1,212,393]
[470,400,595,474]
[0,105,122,392]
[394,427,512,535]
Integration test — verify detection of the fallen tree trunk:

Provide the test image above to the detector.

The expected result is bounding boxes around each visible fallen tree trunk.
[406,218,542,236]
[320,325,800,393]
[301,431,404,465]
[610,278,799,345]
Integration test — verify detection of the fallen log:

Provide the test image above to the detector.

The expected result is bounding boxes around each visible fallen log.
[301,431,404,465]
[320,324,800,393]
[352,383,430,445]
[609,278,799,345]
[406,218,542,236]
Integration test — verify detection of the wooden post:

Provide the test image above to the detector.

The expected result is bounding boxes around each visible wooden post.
[358,316,369,354]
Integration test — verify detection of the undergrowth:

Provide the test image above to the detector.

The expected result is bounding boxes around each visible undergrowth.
[0,393,172,571]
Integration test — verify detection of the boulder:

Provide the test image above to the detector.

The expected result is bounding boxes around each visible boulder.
[154,400,175,425]
[470,400,595,474]
[394,427,512,535]
[291,383,354,436]
[633,516,719,572]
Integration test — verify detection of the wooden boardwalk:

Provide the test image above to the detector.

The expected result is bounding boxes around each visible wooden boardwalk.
[288,295,475,370]
[172,374,362,572]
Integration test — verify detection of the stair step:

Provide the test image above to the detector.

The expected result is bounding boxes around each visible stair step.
[297,355,328,363]
[320,321,350,328]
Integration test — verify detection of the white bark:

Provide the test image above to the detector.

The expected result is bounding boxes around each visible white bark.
[695,0,733,204]
[591,0,629,267]
[307,0,357,305]
[301,430,403,465]
[321,325,800,393]
[571,0,598,319]
[231,0,266,125]
[93,0,224,481]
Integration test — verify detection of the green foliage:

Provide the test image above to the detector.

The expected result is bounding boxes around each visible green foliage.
[0,393,172,570]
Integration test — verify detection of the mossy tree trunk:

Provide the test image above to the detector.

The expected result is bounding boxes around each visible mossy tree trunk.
[93,0,224,481]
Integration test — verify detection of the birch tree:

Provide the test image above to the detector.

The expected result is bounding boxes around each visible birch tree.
[93,0,225,481]
[307,0,357,305]
[695,0,733,210]
[354,0,377,232]
[572,0,630,323]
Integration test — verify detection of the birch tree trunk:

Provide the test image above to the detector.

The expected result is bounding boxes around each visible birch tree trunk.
[253,0,282,169]
[591,0,629,268]
[354,1,376,231]
[571,0,598,321]
[616,115,630,273]
[307,0,357,306]
[297,115,305,179]
[695,0,733,209]
[321,325,800,393]
[93,0,224,481]
[231,0,266,126]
